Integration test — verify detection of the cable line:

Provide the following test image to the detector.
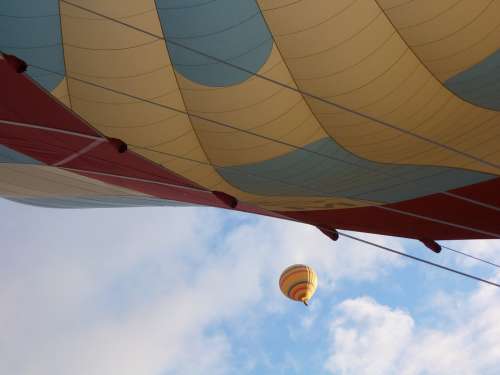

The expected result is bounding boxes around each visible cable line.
[441,244,500,269]
[337,231,500,288]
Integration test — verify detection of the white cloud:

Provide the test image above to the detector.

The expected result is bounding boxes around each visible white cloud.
[0,199,408,375]
[326,297,414,374]
[325,275,500,375]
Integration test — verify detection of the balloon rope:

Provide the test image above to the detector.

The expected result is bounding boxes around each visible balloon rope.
[337,231,500,288]
[441,244,500,269]
[0,119,102,140]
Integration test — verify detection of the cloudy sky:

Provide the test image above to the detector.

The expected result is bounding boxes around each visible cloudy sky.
[1,199,499,375]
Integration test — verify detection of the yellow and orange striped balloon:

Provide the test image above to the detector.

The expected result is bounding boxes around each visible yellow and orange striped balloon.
[279,264,318,306]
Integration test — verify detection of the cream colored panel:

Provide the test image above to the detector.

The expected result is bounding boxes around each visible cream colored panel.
[263,0,354,37]
[377,0,417,9]
[381,0,460,28]
[271,0,380,59]
[259,0,306,11]
[381,0,500,80]
[260,0,500,174]
[51,78,71,108]
[0,164,151,198]
[179,46,326,166]
[246,195,377,211]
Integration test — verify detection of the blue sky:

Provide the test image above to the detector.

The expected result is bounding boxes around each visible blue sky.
[1,199,499,375]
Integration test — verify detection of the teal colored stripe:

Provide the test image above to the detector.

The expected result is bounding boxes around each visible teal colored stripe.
[0,0,65,90]
[216,138,496,203]
[156,0,273,86]
[445,49,500,111]
[0,145,41,164]
[8,196,192,209]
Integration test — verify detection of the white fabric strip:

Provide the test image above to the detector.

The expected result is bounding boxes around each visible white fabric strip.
[53,138,105,166]
[61,167,210,194]
[0,119,102,140]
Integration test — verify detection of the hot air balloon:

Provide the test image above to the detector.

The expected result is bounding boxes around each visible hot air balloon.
[279,264,318,306]
[1,1,499,244]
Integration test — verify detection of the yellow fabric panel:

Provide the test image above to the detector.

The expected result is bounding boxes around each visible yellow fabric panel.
[259,0,304,11]
[266,0,381,61]
[380,0,500,80]
[378,0,460,26]
[177,45,325,166]
[260,0,500,175]
[377,0,414,8]
[243,195,375,211]
[51,78,71,108]
[262,0,355,37]
[0,164,151,198]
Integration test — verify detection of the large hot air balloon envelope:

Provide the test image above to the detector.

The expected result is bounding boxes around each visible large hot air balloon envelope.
[1,0,499,241]
[279,264,318,306]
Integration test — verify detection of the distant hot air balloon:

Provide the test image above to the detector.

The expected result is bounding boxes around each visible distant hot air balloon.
[279,264,318,306]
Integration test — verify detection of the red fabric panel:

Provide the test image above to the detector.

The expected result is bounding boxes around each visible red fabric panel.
[2,59,96,136]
